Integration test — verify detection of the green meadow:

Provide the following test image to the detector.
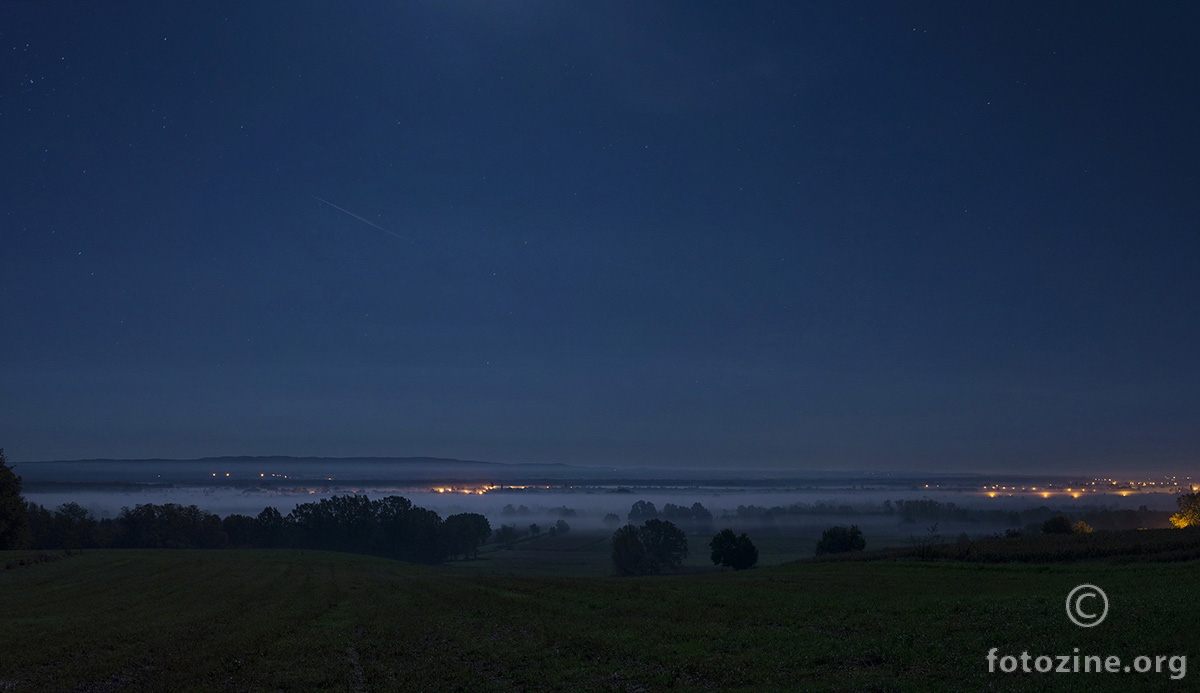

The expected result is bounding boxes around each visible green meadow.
[2,542,1196,691]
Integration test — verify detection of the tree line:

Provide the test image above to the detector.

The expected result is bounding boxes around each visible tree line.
[8,479,487,566]
[1,449,493,562]
[20,496,490,563]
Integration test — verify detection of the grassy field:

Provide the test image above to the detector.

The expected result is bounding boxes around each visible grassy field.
[2,547,1196,691]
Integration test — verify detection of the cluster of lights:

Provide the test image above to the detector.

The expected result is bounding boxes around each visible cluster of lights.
[429,484,556,495]
[431,485,499,495]
[975,475,1197,499]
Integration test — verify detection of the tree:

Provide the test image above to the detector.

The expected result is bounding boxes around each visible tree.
[114,503,228,549]
[1170,492,1200,529]
[610,524,650,576]
[529,523,541,537]
[494,523,520,549]
[222,513,258,548]
[554,519,571,535]
[612,519,689,575]
[638,519,687,571]
[1041,515,1073,534]
[444,513,491,559]
[1072,520,1093,534]
[815,525,866,556]
[24,502,53,549]
[603,513,621,527]
[255,506,287,547]
[709,528,758,570]
[628,500,658,522]
[0,449,29,549]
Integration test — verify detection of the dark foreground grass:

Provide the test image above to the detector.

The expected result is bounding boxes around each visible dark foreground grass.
[1,549,1196,691]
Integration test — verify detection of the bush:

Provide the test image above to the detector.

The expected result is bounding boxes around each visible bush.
[710,528,758,570]
[1072,520,1093,534]
[815,525,865,556]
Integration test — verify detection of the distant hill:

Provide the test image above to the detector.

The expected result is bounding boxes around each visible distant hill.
[14,456,586,485]
[14,455,1016,488]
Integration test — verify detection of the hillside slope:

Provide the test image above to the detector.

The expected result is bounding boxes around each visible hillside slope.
[1,550,1194,691]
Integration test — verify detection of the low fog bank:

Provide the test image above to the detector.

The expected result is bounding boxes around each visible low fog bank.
[23,484,1185,541]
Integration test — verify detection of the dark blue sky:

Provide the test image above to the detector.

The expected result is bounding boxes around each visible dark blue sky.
[2,1,1197,473]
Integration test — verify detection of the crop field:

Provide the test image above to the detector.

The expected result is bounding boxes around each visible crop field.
[2,546,1197,692]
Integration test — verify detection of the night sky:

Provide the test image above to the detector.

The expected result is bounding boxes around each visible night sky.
[2,2,1197,473]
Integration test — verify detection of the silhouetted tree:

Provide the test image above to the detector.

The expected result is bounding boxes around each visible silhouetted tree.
[638,519,687,571]
[662,503,688,520]
[222,513,258,548]
[494,523,520,549]
[289,495,377,553]
[1041,515,1073,534]
[24,502,53,549]
[52,502,98,550]
[709,528,758,570]
[610,524,650,576]
[116,503,228,549]
[255,506,287,547]
[628,500,658,522]
[374,496,445,563]
[815,525,866,555]
[603,513,621,527]
[1170,492,1200,529]
[610,519,689,575]
[444,513,491,559]
[554,519,571,535]
[0,449,29,549]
